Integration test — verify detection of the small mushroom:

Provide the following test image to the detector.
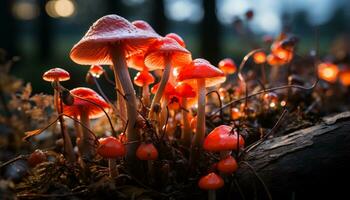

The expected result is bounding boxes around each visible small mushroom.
[217,155,238,174]
[136,143,158,174]
[98,136,126,177]
[218,58,236,75]
[133,69,155,106]
[175,82,196,146]
[340,69,350,86]
[177,59,226,157]
[198,172,224,200]
[42,68,75,163]
[63,87,110,161]
[317,62,339,83]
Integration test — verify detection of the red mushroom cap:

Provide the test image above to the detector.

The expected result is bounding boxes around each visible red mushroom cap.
[134,69,155,87]
[175,82,196,98]
[136,143,158,160]
[218,58,237,75]
[217,155,238,174]
[70,15,159,65]
[63,87,110,119]
[97,136,126,158]
[89,65,104,78]
[144,37,192,71]
[28,149,47,167]
[43,68,70,82]
[177,58,226,87]
[203,125,245,152]
[267,54,285,66]
[165,33,186,48]
[198,172,224,190]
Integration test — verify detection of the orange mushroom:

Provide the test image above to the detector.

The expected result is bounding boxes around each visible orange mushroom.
[218,58,237,75]
[317,62,339,83]
[198,172,224,200]
[63,87,110,161]
[253,52,267,64]
[98,136,126,177]
[134,69,155,106]
[339,69,350,86]
[70,15,159,164]
[89,65,104,78]
[145,36,192,120]
[177,59,226,153]
[165,33,186,48]
[136,143,159,160]
[175,82,196,146]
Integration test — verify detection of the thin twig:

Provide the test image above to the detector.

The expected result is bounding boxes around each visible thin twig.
[0,155,28,169]
[240,161,273,200]
[210,80,318,117]
[17,189,88,198]
[243,109,288,155]
[92,74,118,111]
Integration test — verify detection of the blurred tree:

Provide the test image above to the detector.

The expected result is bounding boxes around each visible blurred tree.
[0,0,16,56]
[151,0,166,35]
[201,0,220,63]
[38,0,52,61]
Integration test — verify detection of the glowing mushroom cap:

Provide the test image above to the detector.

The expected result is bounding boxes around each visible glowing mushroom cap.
[198,172,224,190]
[175,82,196,98]
[253,52,267,64]
[42,68,70,82]
[144,37,192,71]
[151,82,176,97]
[63,87,110,119]
[136,143,158,160]
[217,155,238,174]
[89,65,104,78]
[133,69,155,87]
[340,69,350,86]
[70,15,159,65]
[317,62,339,83]
[97,136,126,158]
[165,33,186,48]
[218,58,236,74]
[177,58,226,87]
[267,54,285,66]
[203,125,245,152]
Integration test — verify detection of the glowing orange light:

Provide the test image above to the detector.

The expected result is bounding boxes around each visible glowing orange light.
[317,62,339,83]
[231,107,242,120]
[339,69,350,86]
[253,52,267,64]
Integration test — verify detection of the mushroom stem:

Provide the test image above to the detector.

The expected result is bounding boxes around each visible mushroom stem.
[142,85,150,107]
[54,82,75,163]
[181,98,192,147]
[111,45,140,170]
[79,109,96,161]
[193,79,206,147]
[149,57,172,120]
[208,190,216,200]
[260,63,267,86]
[108,158,118,178]
[116,75,127,127]
[160,97,169,131]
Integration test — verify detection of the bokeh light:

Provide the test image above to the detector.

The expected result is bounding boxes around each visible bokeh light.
[45,0,76,18]
[12,1,39,20]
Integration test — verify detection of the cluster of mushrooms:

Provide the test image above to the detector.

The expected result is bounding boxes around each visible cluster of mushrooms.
[32,14,348,199]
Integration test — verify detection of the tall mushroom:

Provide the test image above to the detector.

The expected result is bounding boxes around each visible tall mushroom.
[177,59,226,157]
[63,87,110,161]
[145,36,192,120]
[42,68,75,163]
[70,15,159,166]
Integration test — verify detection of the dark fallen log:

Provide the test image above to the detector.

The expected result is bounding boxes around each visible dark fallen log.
[232,111,350,200]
